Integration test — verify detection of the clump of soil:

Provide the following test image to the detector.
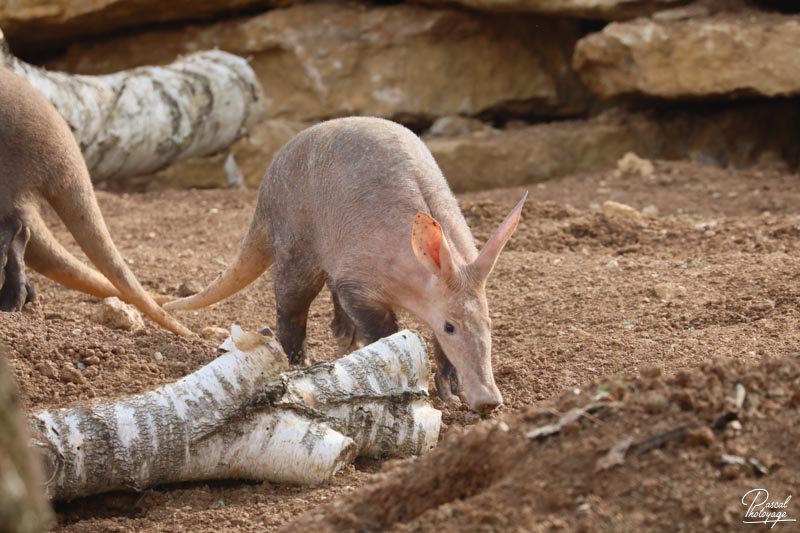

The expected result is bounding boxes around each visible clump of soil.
[288,356,800,531]
[0,160,798,530]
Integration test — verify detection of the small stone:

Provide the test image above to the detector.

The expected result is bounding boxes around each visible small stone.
[82,356,101,366]
[35,361,57,379]
[643,391,668,414]
[640,365,662,379]
[92,297,144,332]
[686,427,715,447]
[766,387,785,398]
[719,463,745,480]
[153,351,164,362]
[614,152,654,177]
[446,395,463,408]
[177,281,201,297]
[83,366,100,379]
[463,412,481,425]
[670,389,695,411]
[642,205,660,217]
[606,259,620,269]
[60,365,84,384]
[653,283,687,301]
[201,326,230,342]
[602,200,642,223]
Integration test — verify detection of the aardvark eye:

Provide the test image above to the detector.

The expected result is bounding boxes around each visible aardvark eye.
[444,322,455,334]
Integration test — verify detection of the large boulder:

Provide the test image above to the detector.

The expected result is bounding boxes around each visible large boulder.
[427,101,799,192]
[132,100,799,192]
[47,3,588,122]
[574,11,800,98]
[426,114,662,192]
[413,0,687,20]
[0,0,287,54]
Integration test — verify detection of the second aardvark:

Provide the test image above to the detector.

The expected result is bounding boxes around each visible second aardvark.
[0,66,190,335]
[167,117,525,413]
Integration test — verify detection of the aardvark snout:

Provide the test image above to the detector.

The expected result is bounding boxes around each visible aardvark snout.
[461,382,503,414]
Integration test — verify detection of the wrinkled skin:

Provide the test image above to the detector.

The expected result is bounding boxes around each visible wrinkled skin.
[166,117,525,413]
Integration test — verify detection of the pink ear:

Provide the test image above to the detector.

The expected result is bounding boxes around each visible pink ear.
[472,192,527,279]
[411,212,454,278]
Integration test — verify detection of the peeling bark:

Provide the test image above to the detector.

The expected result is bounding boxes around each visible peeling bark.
[0,28,265,182]
[29,329,440,500]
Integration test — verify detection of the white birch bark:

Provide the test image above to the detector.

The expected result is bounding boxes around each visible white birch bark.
[0,28,265,182]
[29,329,441,501]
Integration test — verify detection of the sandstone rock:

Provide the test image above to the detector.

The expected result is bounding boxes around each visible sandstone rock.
[177,281,201,298]
[686,426,715,447]
[82,356,101,366]
[653,283,687,300]
[414,0,686,20]
[602,200,642,222]
[574,12,800,99]
[642,391,668,414]
[139,98,799,191]
[427,115,662,192]
[92,297,145,332]
[201,326,230,342]
[0,0,287,54]
[59,365,84,385]
[642,205,660,217]
[614,152,654,177]
[48,3,588,122]
[35,361,57,379]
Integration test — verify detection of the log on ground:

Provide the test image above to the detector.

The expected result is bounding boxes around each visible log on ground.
[29,328,441,501]
[0,28,265,183]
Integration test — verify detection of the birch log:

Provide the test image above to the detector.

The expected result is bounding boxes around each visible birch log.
[0,28,265,182]
[29,328,441,501]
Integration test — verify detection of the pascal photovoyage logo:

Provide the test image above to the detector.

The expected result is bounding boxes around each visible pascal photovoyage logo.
[742,489,796,528]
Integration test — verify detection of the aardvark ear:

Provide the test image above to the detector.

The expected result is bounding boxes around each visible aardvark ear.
[471,192,527,280]
[411,212,456,281]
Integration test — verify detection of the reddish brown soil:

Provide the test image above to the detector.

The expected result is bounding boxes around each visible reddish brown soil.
[291,356,800,532]
[1,160,798,531]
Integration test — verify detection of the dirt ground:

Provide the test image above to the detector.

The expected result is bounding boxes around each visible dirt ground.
[1,159,799,531]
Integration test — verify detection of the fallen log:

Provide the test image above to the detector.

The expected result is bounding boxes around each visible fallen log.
[0,28,265,182]
[29,328,440,500]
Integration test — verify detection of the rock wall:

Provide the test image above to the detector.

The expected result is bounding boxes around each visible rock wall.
[0,0,288,54]
[414,0,689,20]
[1,0,797,190]
[574,11,800,98]
[46,3,588,124]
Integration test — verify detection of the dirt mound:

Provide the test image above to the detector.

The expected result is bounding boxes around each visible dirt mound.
[288,356,800,531]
